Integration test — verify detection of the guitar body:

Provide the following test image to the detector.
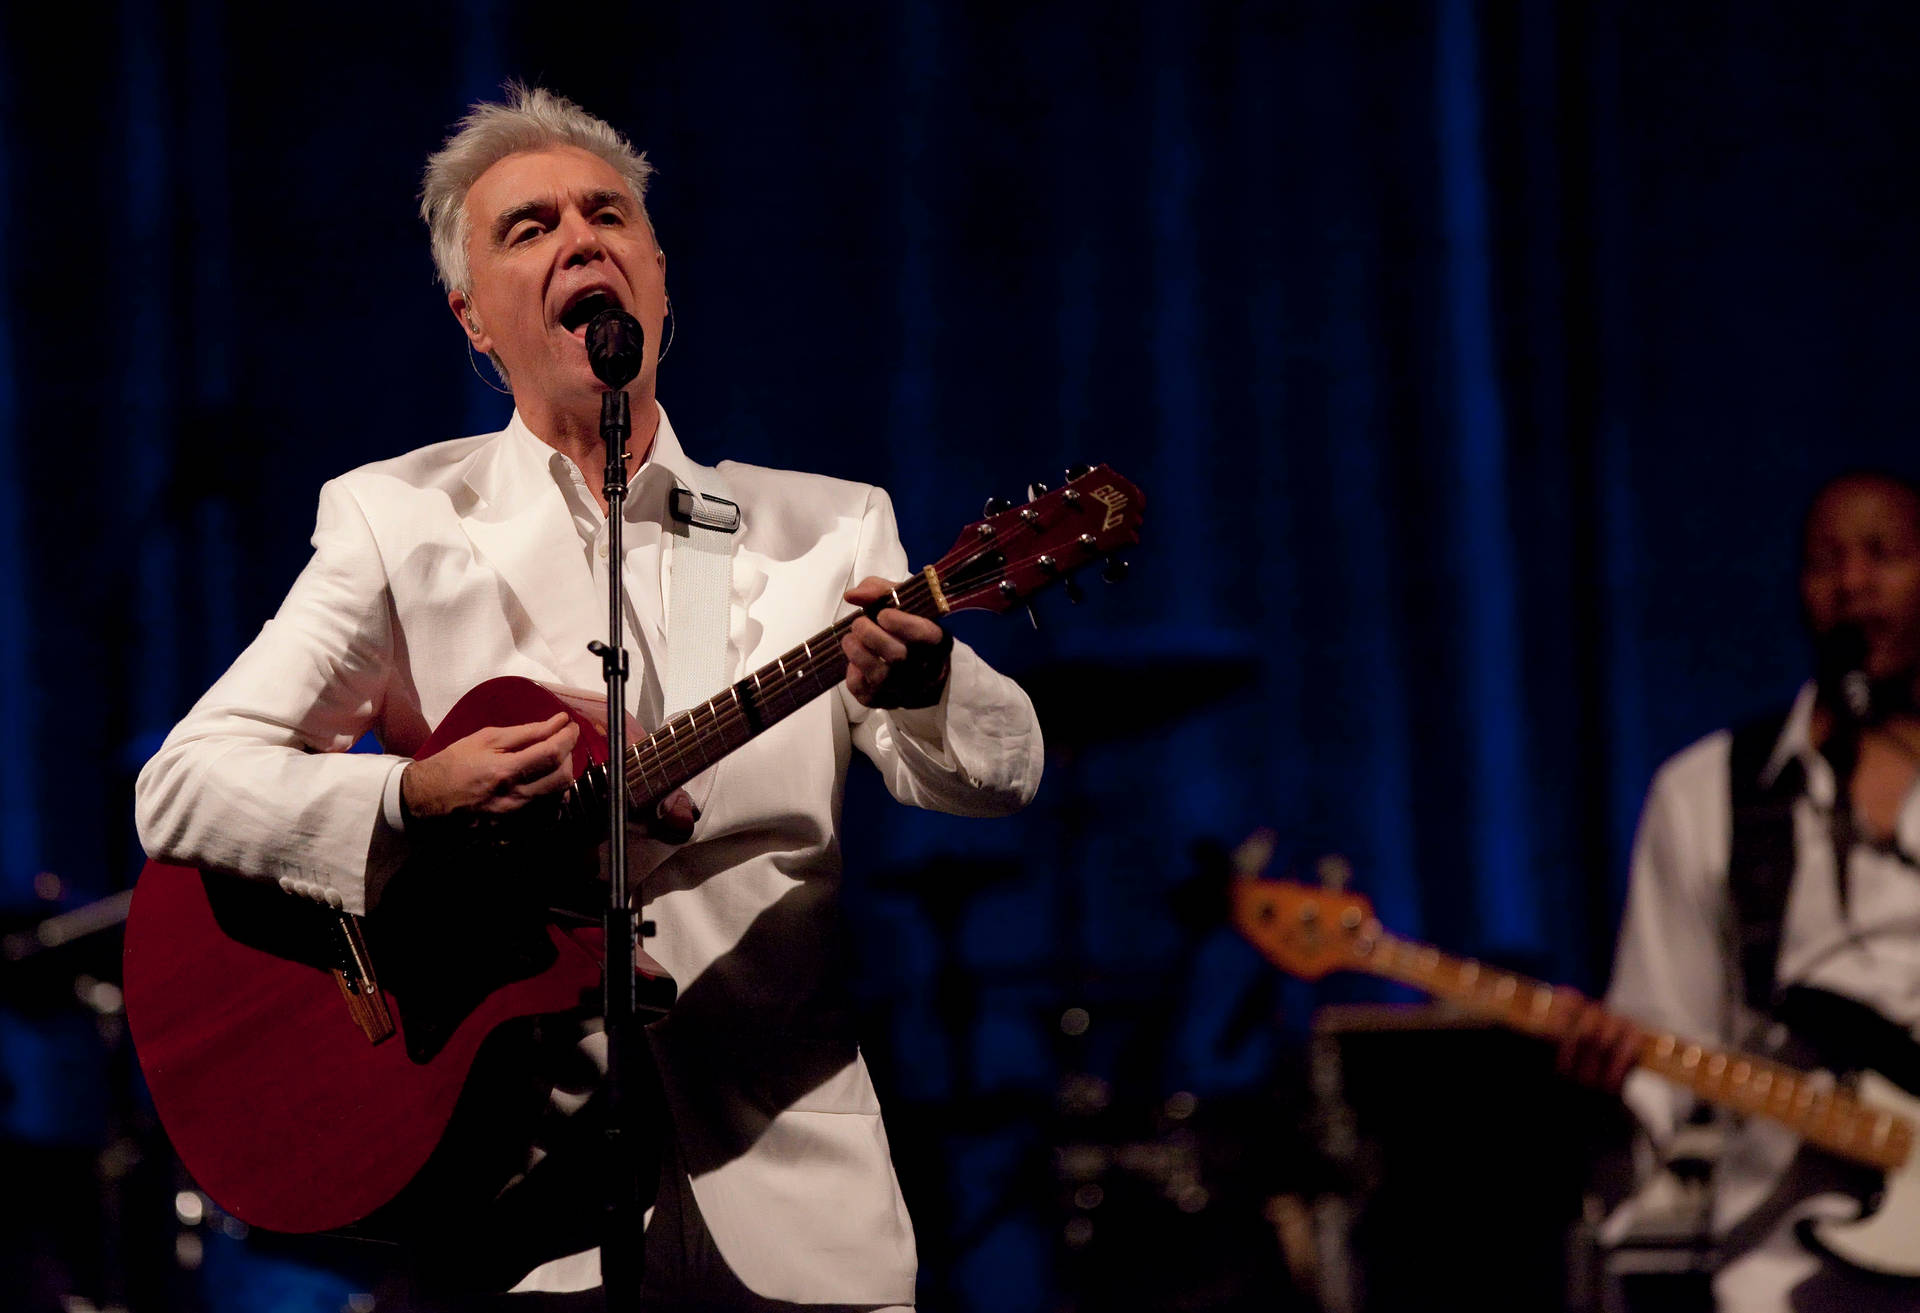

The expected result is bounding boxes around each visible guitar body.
[124,677,619,1235]
[1808,1071,1920,1277]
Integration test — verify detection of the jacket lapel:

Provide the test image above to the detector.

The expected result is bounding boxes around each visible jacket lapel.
[649,412,747,693]
[455,417,605,690]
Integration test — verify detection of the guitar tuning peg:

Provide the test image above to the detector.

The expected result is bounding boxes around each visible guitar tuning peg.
[982,496,1011,517]
[1026,481,1050,502]
[1066,464,1092,482]
[1064,579,1085,605]
[1026,605,1041,631]
[1101,557,1129,584]
[1316,854,1352,892]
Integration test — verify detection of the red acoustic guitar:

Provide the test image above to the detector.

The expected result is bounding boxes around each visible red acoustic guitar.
[123,467,1144,1237]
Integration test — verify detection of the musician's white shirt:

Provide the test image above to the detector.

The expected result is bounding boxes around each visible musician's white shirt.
[1607,683,1920,1308]
[134,407,1044,1306]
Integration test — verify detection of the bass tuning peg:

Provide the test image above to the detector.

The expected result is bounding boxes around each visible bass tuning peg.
[1064,579,1086,605]
[1102,558,1129,584]
[1026,481,1049,502]
[982,496,1011,517]
[1065,464,1092,482]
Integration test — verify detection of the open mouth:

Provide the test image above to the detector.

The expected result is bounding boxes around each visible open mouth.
[558,289,620,335]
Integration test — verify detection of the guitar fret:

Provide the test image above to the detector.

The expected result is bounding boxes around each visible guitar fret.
[1529,987,1553,1021]
[1233,878,1920,1180]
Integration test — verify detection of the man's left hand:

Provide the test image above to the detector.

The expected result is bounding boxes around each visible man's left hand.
[842,576,953,709]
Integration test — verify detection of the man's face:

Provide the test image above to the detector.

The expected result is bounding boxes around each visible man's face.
[450,146,666,417]
[1800,477,1920,679]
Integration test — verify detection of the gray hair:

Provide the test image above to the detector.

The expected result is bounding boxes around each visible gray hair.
[419,83,656,297]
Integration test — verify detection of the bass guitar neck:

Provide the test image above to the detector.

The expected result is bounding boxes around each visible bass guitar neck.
[1229,875,1914,1174]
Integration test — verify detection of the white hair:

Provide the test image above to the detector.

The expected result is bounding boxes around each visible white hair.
[419,83,656,296]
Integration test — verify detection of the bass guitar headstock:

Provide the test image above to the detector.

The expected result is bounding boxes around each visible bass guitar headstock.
[931,465,1144,615]
[1231,877,1379,981]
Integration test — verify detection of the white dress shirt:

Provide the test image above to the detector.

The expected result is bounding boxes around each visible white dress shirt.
[1606,682,1920,1308]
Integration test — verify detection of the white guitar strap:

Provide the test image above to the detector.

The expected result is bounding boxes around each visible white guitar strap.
[662,468,740,716]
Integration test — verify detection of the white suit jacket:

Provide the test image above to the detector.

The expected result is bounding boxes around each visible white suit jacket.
[135,409,1044,1305]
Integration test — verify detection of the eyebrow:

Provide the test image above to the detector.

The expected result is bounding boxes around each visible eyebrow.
[488,189,637,247]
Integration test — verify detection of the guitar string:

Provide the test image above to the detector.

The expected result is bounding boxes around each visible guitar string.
[1390,934,1898,1154]
[587,479,1136,804]
[622,576,940,797]
[588,574,941,806]
[618,532,1014,792]
[596,475,1136,798]
[614,516,1122,801]
[627,528,1092,791]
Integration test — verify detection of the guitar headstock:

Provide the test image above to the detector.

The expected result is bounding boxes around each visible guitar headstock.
[932,465,1145,615]
[1230,878,1378,980]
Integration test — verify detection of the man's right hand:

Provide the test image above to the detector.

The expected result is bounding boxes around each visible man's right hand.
[401,713,581,820]
[399,712,700,843]
[1554,987,1644,1096]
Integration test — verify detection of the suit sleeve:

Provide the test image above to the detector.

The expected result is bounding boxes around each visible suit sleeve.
[837,486,1044,817]
[133,477,408,916]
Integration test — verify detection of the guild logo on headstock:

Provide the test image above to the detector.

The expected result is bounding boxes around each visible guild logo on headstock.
[1090,484,1130,531]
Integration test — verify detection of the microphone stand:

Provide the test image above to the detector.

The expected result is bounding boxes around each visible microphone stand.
[588,381,646,1309]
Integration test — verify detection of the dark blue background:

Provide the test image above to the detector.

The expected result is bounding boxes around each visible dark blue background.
[4,2,1919,1309]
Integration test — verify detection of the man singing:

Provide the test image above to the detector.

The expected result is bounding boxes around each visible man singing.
[135,84,1043,1309]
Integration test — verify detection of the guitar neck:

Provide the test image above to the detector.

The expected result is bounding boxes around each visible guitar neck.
[616,567,948,802]
[1357,930,1913,1171]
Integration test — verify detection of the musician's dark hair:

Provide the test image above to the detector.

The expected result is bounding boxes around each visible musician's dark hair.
[1800,469,1920,565]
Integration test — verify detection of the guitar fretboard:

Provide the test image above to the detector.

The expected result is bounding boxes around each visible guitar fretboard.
[1360,930,1913,1171]
[617,567,947,803]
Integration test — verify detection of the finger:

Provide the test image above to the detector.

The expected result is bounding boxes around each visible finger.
[841,655,881,706]
[487,712,573,752]
[1605,1026,1642,1094]
[516,755,577,798]
[1571,1009,1610,1087]
[1585,1014,1632,1089]
[478,759,575,812]
[842,630,893,679]
[851,617,910,663]
[875,609,944,647]
[650,789,699,844]
[843,576,902,606]
[1555,993,1599,1081]
[503,728,578,785]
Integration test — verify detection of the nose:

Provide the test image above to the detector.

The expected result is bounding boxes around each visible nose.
[1836,550,1877,603]
[556,209,607,267]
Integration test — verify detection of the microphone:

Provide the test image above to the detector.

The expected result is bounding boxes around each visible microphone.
[586,308,643,498]
[585,308,646,389]
[1816,623,1874,723]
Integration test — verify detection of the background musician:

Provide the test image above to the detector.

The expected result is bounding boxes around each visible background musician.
[1562,472,1920,1311]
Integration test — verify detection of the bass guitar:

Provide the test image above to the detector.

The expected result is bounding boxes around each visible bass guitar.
[124,466,1144,1237]
[1230,868,1920,1277]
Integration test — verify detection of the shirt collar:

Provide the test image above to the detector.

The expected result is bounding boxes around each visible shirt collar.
[502,403,698,522]
[1761,680,1825,795]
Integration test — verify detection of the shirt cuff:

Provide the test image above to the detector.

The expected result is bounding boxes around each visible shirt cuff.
[1897,782,1920,861]
[381,759,410,833]
[885,681,955,764]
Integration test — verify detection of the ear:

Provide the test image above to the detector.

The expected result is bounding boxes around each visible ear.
[447,289,492,355]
